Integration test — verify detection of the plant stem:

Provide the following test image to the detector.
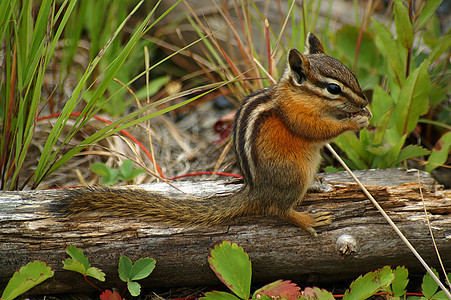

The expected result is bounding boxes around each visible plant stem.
[83,275,103,292]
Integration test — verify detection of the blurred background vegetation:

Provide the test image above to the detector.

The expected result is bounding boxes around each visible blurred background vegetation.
[0,0,449,190]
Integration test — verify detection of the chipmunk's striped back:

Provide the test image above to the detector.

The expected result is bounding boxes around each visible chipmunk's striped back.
[233,87,275,187]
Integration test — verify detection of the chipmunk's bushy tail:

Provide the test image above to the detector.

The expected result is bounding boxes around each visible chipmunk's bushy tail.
[58,186,249,226]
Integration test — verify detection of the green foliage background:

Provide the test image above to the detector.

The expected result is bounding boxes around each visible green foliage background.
[0,0,449,190]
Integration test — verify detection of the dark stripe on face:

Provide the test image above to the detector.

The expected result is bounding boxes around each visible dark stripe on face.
[309,55,365,98]
[307,79,365,105]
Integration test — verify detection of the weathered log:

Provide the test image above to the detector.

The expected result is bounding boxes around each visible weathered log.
[0,168,449,295]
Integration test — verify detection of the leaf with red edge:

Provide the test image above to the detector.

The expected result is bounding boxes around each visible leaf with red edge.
[208,241,251,300]
[1,261,54,300]
[343,266,394,300]
[253,280,301,300]
[300,287,335,300]
[100,290,122,300]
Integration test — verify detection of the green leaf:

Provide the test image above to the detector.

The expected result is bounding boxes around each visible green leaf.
[299,287,335,300]
[253,280,301,300]
[431,290,450,300]
[129,169,146,179]
[208,241,252,300]
[333,132,369,169]
[391,266,409,297]
[394,145,430,165]
[1,261,54,300]
[127,281,141,297]
[90,163,114,178]
[426,35,451,66]
[118,160,146,181]
[65,245,91,270]
[129,258,156,281]
[372,19,406,86]
[425,132,451,172]
[343,266,394,300]
[416,0,442,29]
[118,256,156,282]
[86,267,106,282]
[203,291,241,300]
[62,245,105,281]
[429,84,448,107]
[324,166,342,173]
[90,163,119,185]
[372,110,392,147]
[335,25,378,70]
[383,135,408,168]
[252,295,273,300]
[394,0,413,50]
[422,268,440,298]
[118,256,133,282]
[366,142,392,157]
[392,62,431,136]
[370,86,394,127]
[119,160,135,179]
[62,260,86,274]
[135,75,170,99]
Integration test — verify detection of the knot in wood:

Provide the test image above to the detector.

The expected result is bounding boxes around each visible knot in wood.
[336,234,357,256]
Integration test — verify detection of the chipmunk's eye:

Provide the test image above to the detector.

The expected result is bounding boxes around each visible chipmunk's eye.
[326,83,341,95]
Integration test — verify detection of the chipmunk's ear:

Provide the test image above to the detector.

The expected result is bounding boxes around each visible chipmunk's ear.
[288,49,310,85]
[304,32,324,55]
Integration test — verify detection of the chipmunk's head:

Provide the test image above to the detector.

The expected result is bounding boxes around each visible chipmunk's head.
[282,33,372,128]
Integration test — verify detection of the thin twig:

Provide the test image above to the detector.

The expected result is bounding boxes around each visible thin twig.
[253,57,276,84]
[325,143,451,297]
[418,170,451,289]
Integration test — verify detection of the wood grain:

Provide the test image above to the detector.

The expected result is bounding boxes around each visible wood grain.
[0,169,449,294]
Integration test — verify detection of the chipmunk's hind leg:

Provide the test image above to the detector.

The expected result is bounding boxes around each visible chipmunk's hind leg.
[285,208,332,237]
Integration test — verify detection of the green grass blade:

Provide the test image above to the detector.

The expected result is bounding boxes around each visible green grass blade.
[44,81,230,177]
[33,0,186,186]
[0,0,16,42]
[34,0,147,184]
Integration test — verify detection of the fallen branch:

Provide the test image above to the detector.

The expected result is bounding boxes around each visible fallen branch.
[0,169,449,294]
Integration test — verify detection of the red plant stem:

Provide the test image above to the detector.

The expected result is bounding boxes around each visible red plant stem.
[36,112,165,179]
[265,18,272,77]
[169,171,242,181]
[354,28,363,73]
[83,275,103,292]
[1,43,17,186]
[37,113,246,183]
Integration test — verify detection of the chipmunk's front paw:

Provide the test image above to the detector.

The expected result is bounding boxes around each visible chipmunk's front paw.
[351,107,372,129]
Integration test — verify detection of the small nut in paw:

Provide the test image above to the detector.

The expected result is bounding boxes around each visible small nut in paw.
[353,115,369,129]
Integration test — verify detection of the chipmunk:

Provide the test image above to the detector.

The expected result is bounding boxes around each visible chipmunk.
[61,33,371,236]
